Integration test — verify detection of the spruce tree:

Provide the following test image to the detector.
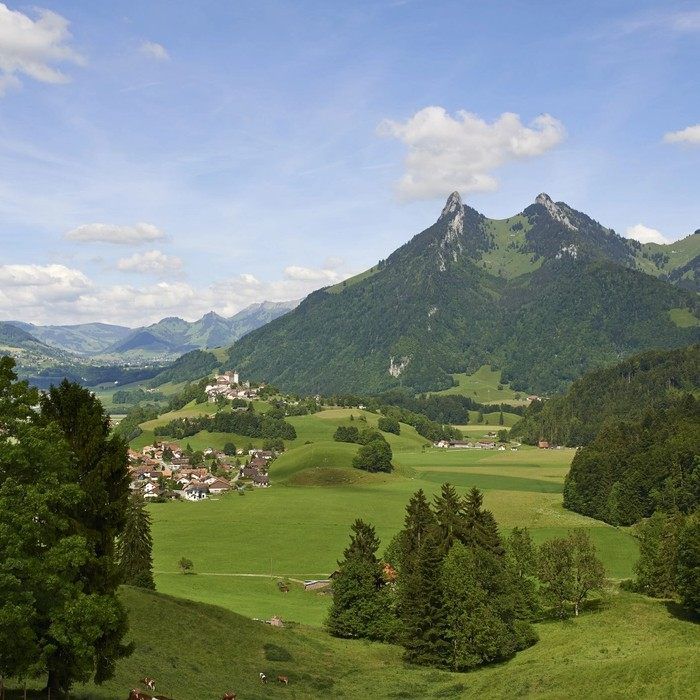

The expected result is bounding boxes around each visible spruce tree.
[118,491,156,589]
[326,520,395,641]
[402,527,448,666]
[433,483,465,553]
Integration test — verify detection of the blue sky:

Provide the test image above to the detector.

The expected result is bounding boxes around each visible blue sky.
[0,0,698,325]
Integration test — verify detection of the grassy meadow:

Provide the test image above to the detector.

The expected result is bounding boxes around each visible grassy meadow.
[431,364,528,404]
[140,407,639,629]
[8,403,697,699]
[10,585,699,699]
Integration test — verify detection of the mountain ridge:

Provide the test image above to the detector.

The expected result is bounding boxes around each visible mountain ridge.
[224,193,699,395]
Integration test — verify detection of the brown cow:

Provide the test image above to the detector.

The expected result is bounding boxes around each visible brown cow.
[222,693,237,700]
[126,691,174,700]
[277,675,289,685]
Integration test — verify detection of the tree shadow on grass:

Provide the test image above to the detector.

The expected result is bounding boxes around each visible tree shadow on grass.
[664,600,699,624]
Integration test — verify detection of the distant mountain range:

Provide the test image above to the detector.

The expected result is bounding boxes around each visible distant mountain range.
[6,300,298,362]
[225,192,699,395]
[0,300,299,387]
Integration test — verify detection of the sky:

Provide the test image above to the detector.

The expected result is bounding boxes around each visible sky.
[0,0,698,326]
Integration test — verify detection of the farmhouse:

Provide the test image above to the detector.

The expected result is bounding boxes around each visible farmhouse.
[184,483,209,501]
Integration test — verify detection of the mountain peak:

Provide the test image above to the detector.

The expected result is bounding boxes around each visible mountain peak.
[439,191,463,220]
[534,192,577,231]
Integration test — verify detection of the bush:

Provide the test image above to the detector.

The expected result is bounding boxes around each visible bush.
[352,440,393,473]
[378,416,401,435]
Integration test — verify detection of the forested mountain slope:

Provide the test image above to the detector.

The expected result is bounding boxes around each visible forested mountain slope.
[511,344,699,446]
[226,193,699,395]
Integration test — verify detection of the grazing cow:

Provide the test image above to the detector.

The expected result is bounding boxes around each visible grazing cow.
[126,691,173,700]
[259,672,268,684]
[222,693,237,700]
[140,678,156,691]
[277,675,289,685]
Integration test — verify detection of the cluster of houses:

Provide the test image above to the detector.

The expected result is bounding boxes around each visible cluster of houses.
[434,438,519,451]
[204,370,264,403]
[127,441,276,501]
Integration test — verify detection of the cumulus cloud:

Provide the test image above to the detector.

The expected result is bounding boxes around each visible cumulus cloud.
[663,124,700,146]
[625,223,667,244]
[379,107,565,200]
[0,263,91,313]
[0,3,84,94]
[0,259,354,326]
[117,250,182,274]
[65,222,165,244]
[140,40,169,61]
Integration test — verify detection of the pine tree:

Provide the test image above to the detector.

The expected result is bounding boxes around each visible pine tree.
[676,513,700,613]
[118,491,156,589]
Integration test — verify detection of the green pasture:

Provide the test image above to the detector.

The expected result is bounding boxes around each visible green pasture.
[431,364,528,404]
[9,586,698,699]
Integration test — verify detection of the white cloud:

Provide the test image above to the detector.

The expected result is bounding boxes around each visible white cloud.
[625,223,667,245]
[0,261,354,326]
[140,40,169,61]
[117,250,182,274]
[663,124,700,146]
[0,263,91,313]
[379,107,565,200]
[283,265,342,282]
[65,222,166,244]
[0,3,83,94]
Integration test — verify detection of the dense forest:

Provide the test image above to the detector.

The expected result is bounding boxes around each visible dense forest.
[563,396,699,525]
[511,345,699,446]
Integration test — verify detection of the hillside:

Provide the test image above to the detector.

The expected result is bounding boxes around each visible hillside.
[511,344,700,446]
[635,230,700,291]
[226,193,699,395]
[10,321,132,354]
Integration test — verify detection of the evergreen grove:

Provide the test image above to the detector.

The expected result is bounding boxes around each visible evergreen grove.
[326,484,608,671]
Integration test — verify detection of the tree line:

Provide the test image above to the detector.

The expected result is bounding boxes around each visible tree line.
[326,484,606,671]
[153,406,297,441]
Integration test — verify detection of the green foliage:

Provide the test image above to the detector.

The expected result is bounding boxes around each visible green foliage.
[154,407,297,441]
[0,360,132,693]
[223,441,237,455]
[392,485,536,670]
[676,513,700,613]
[563,396,699,525]
[334,425,360,443]
[538,530,606,618]
[118,492,155,590]
[326,520,397,641]
[113,403,160,441]
[633,510,686,600]
[112,388,165,405]
[352,439,393,473]
[378,415,401,434]
[512,345,700,446]
[178,557,194,574]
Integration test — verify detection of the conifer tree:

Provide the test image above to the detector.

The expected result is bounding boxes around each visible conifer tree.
[402,527,448,666]
[326,520,395,641]
[433,483,465,553]
[118,491,156,589]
